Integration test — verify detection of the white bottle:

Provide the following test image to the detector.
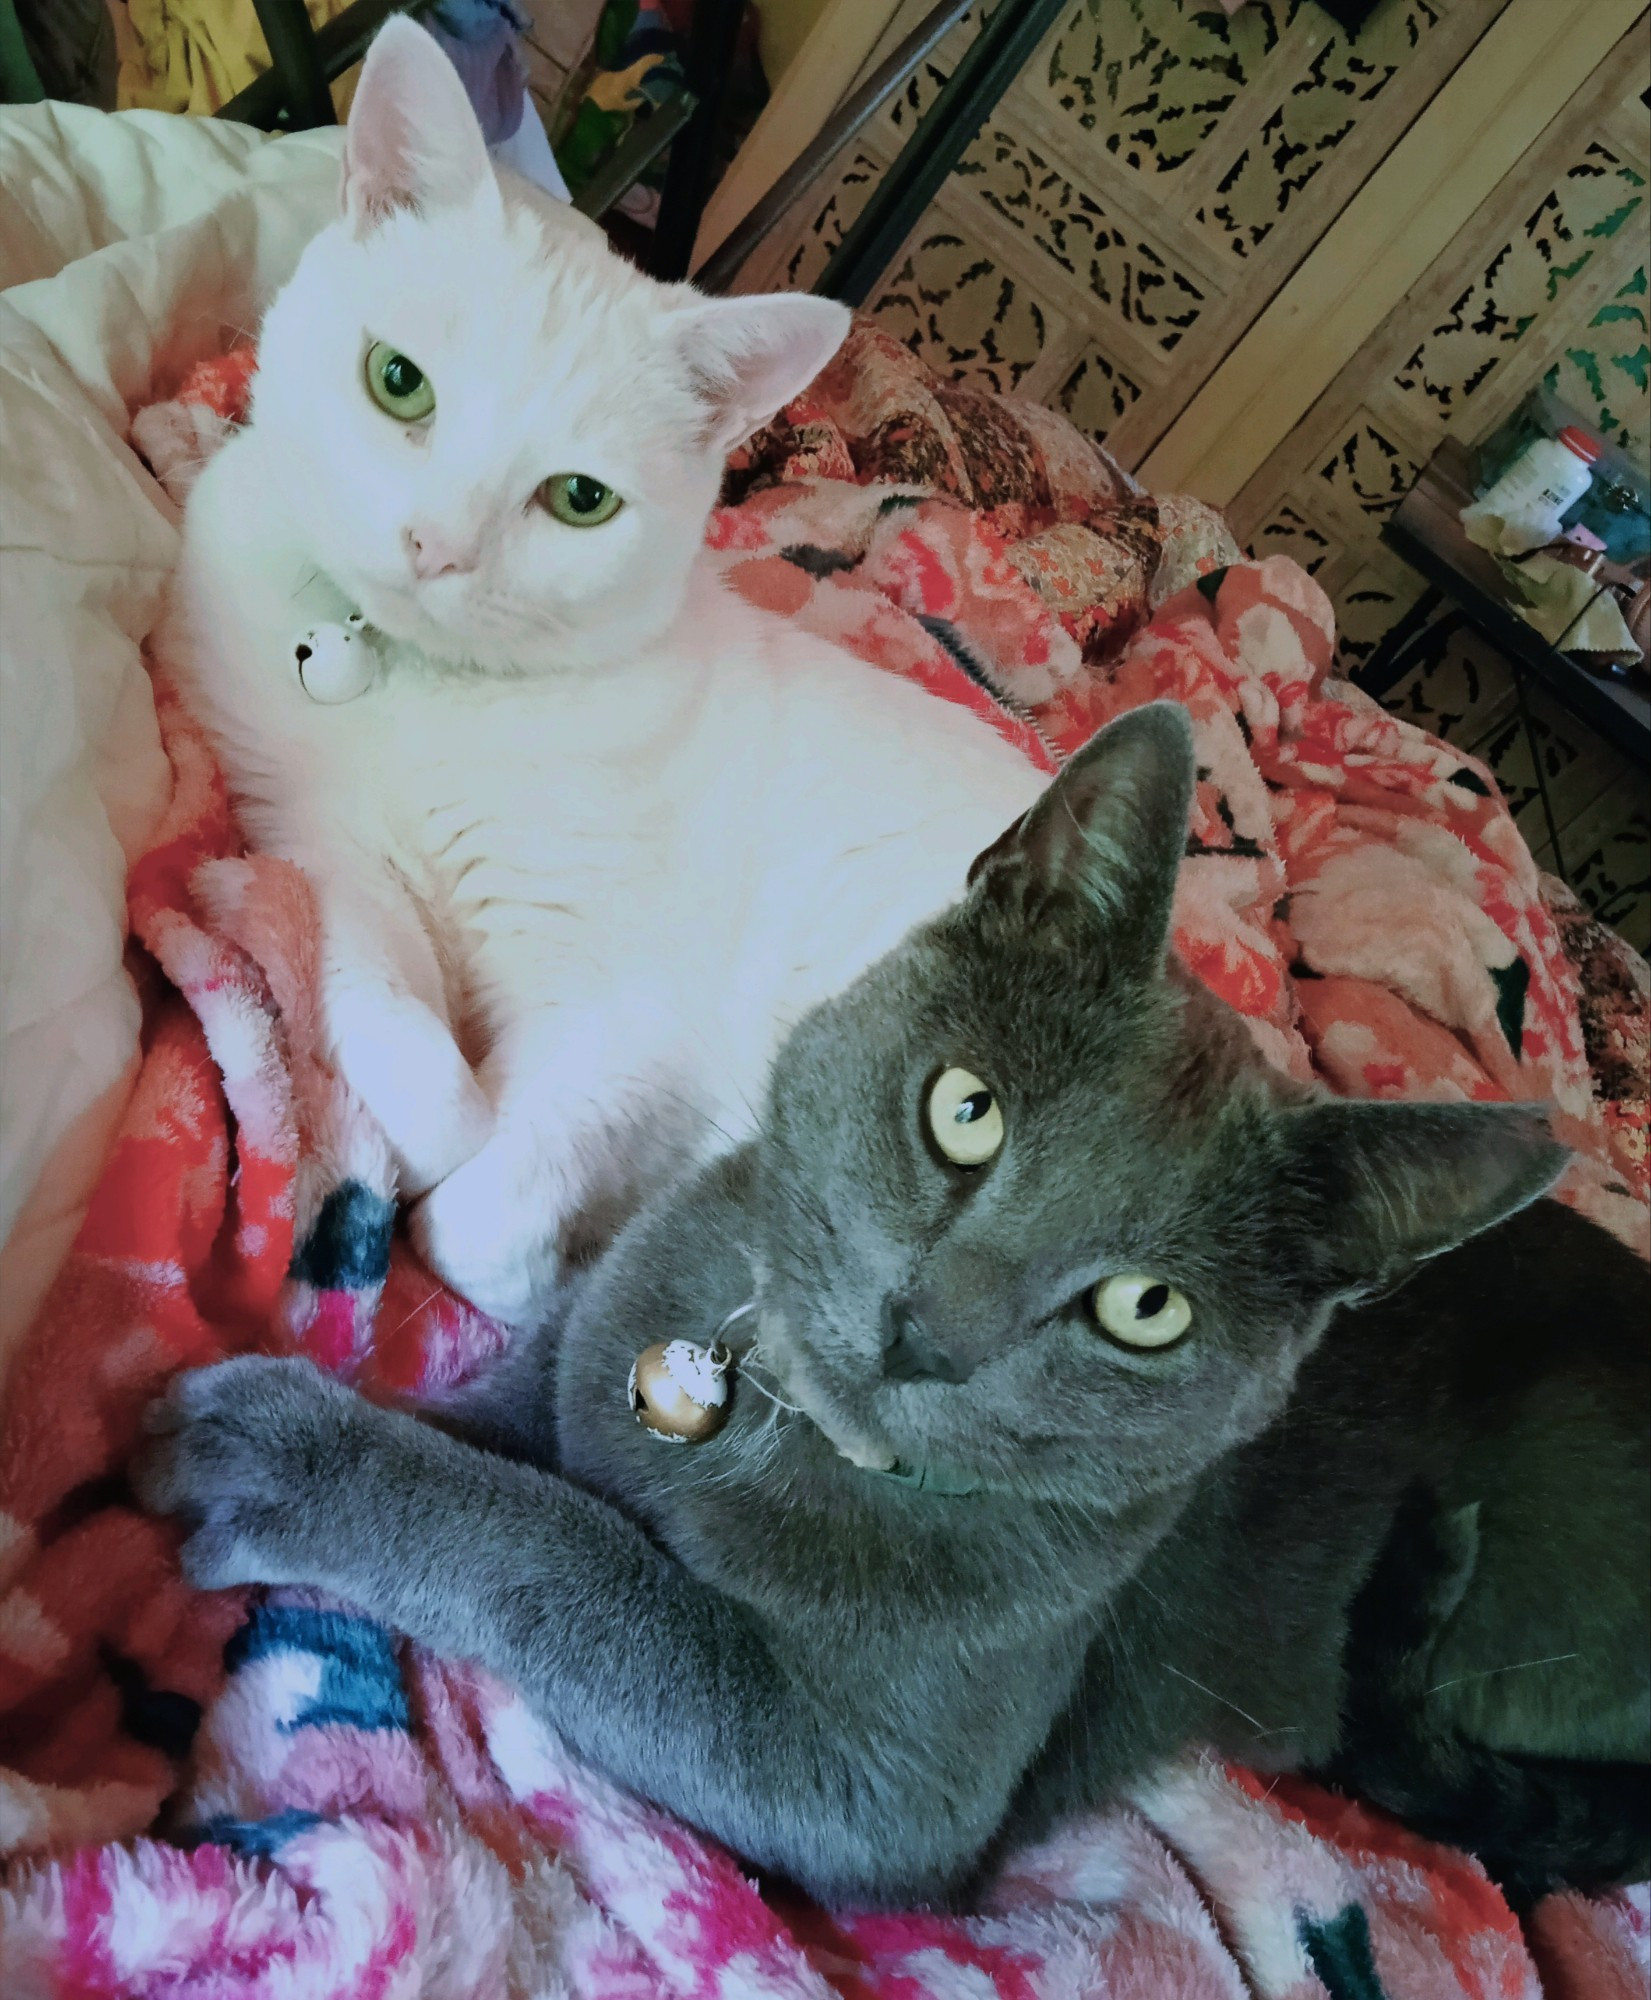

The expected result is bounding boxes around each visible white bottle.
[1462,426,1600,555]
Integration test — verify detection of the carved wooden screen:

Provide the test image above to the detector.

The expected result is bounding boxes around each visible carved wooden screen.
[739,0,1511,462]
[1235,40,1647,939]
[737,0,1649,946]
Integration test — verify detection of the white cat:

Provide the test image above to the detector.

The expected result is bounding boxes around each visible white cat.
[161,18,1044,1325]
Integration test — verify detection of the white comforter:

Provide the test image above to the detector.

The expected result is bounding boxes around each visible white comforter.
[0,105,341,1382]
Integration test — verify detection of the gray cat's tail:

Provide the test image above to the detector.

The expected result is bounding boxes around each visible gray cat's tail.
[1323,1488,1651,1906]
[1327,1729,1650,1907]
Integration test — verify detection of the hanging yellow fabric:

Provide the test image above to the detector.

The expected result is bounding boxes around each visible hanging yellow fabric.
[111,0,355,117]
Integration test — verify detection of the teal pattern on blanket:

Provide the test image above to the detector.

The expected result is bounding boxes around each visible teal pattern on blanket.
[224,1602,407,1735]
[190,1808,326,1859]
[1490,955,1531,1061]
[287,1179,395,1291]
[1301,1905,1388,2000]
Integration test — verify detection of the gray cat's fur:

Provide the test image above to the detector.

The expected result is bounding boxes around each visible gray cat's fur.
[138,704,1650,1905]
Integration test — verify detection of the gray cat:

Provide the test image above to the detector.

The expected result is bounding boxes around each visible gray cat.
[137,704,1650,1907]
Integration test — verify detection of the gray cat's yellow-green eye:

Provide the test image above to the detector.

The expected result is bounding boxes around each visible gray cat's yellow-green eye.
[365,342,435,422]
[926,1067,1004,1168]
[1092,1275,1192,1349]
[539,472,624,527]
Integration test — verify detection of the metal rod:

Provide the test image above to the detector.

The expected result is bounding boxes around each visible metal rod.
[250,0,339,128]
[812,0,1067,307]
[1512,662,1568,884]
[221,0,415,129]
[574,89,696,221]
[693,0,976,295]
[1353,585,1446,700]
[649,0,747,281]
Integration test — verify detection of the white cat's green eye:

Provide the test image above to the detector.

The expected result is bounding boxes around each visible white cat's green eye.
[539,472,624,528]
[365,342,435,422]
[1091,1275,1192,1349]
[926,1067,1004,1168]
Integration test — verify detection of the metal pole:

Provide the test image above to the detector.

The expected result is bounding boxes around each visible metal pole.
[250,0,338,129]
[224,0,414,129]
[693,0,976,294]
[813,0,1067,308]
[650,0,748,282]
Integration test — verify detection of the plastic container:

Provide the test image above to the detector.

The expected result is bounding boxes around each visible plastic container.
[1462,425,1600,553]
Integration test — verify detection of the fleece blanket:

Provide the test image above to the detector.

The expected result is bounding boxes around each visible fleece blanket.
[2,325,1647,1998]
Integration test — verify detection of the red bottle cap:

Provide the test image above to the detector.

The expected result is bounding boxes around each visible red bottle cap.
[1557,426,1601,463]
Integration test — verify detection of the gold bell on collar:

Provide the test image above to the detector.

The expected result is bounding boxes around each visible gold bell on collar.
[628,1339,733,1444]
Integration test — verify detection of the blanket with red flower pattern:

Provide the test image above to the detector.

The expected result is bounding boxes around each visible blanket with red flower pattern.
[1,324,1646,2000]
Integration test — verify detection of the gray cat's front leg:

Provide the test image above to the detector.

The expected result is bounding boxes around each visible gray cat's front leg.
[135,1356,997,1900]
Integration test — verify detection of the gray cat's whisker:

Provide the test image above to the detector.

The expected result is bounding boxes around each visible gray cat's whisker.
[736,1348,805,1420]
[655,1058,839,1244]
[1158,1664,1271,1738]
[384,1286,443,1339]
[1425,1654,1582,1697]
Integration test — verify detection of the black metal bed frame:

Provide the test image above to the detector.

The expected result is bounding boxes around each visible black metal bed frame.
[228,0,1066,302]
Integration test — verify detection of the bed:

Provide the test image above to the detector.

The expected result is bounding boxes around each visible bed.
[0,100,1645,1999]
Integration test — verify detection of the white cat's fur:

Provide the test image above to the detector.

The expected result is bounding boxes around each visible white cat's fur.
[162,20,1044,1324]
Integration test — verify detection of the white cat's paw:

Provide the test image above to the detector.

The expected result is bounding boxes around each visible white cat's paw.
[410,1138,561,1326]
[330,989,493,1198]
[296,620,377,704]
[390,1063,495,1201]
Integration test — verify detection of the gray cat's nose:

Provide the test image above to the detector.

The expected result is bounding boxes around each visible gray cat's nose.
[881,1299,970,1385]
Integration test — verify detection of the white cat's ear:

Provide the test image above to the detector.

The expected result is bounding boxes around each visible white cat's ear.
[967,702,1196,976]
[672,293,851,453]
[342,17,495,234]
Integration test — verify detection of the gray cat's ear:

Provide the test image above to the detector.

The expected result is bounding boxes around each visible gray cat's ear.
[1289,1098,1566,1289]
[967,702,1195,975]
[672,294,851,453]
[343,19,495,235]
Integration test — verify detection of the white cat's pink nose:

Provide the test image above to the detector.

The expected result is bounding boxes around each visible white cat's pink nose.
[405,523,479,580]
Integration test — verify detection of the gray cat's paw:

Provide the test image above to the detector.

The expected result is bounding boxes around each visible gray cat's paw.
[134,1356,355,1589]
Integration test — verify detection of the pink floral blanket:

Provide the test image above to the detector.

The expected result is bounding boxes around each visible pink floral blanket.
[0,334,1646,1998]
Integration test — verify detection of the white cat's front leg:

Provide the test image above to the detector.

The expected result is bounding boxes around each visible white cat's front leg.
[409,1007,703,1325]
[311,867,493,1197]
[406,1014,590,1324]
[408,1113,570,1326]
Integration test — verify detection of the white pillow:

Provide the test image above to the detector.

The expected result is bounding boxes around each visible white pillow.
[0,106,341,1382]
